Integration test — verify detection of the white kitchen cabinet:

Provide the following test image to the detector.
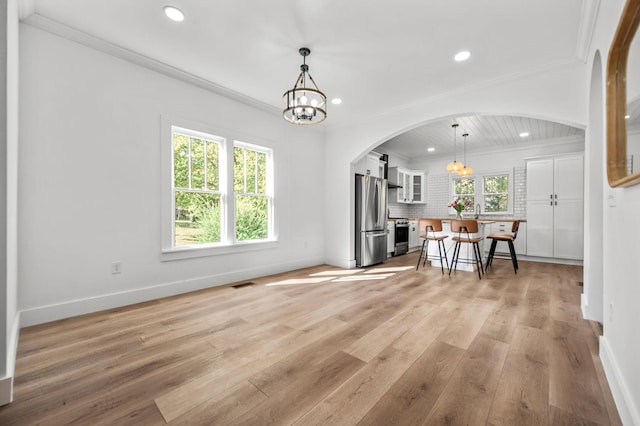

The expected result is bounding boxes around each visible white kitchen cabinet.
[399,169,410,202]
[408,220,420,250]
[411,173,425,203]
[388,167,425,204]
[526,154,583,260]
[356,153,382,178]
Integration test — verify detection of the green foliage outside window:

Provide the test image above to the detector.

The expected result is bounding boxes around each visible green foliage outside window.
[236,196,268,241]
[173,132,222,246]
[484,175,508,212]
[453,178,475,212]
[234,147,269,241]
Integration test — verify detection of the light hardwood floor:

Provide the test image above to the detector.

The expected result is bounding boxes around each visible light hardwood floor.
[0,253,622,425]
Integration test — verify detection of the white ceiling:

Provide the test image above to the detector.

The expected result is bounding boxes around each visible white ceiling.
[21,0,593,146]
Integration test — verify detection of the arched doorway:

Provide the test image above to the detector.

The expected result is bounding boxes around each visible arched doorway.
[583,51,605,322]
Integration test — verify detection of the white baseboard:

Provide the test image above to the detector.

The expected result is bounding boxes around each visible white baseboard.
[0,312,19,406]
[518,255,583,266]
[20,256,324,327]
[600,336,640,426]
[0,376,13,406]
[325,256,355,269]
[581,293,588,319]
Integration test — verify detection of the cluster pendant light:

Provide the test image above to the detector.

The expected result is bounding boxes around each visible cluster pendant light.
[458,132,473,176]
[283,47,327,125]
[446,124,462,173]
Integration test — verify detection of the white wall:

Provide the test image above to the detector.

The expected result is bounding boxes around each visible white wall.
[324,62,587,268]
[588,1,640,424]
[18,24,326,325]
[0,0,19,405]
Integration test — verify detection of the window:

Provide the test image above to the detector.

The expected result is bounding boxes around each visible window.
[234,143,272,242]
[162,118,276,259]
[452,177,475,213]
[172,128,223,247]
[451,171,512,215]
[483,175,509,213]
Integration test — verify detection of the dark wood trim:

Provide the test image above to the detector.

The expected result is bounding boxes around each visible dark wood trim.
[607,0,640,187]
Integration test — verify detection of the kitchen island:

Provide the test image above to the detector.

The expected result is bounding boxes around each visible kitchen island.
[416,218,527,272]
[419,219,494,272]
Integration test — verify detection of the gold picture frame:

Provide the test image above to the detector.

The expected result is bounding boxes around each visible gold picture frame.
[607,0,640,187]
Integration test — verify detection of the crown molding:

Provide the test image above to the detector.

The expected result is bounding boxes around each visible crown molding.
[576,0,602,62]
[17,0,35,20]
[21,13,282,118]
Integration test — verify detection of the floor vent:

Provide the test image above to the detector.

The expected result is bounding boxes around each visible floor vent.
[232,282,256,289]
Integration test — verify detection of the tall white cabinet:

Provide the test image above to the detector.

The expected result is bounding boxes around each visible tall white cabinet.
[526,154,584,260]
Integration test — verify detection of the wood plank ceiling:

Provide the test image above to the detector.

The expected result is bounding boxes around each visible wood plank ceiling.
[377,115,585,160]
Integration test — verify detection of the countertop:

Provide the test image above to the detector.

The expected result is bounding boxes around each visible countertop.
[390,217,526,223]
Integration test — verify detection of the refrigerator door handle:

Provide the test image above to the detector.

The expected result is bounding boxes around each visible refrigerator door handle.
[374,180,379,227]
[365,231,387,237]
[379,179,383,228]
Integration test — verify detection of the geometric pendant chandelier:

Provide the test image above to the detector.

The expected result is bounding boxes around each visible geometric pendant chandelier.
[283,47,327,125]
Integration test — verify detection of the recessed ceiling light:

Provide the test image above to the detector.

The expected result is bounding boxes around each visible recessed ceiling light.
[331,98,342,105]
[164,6,184,22]
[519,132,530,138]
[454,51,471,62]
[625,114,630,119]
[427,147,435,152]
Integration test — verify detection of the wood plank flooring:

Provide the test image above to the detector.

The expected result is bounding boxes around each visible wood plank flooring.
[0,253,622,425]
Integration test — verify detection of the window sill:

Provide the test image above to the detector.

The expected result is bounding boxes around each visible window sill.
[161,238,279,262]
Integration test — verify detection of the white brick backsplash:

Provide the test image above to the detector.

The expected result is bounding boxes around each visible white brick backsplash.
[387,203,409,218]
[513,166,526,218]
[426,174,450,217]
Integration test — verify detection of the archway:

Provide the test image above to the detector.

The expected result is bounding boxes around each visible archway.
[323,69,588,268]
[583,51,605,322]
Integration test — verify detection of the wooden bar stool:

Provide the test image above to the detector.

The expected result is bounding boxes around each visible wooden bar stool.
[415,219,449,273]
[448,219,484,279]
[485,220,520,274]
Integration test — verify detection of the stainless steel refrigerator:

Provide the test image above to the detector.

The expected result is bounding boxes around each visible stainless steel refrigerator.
[355,174,388,267]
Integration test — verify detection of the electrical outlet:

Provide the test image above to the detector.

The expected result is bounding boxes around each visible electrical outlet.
[111,261,122,275]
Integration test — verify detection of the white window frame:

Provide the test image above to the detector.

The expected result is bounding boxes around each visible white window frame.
[482,173,511,214]
[171,125,226,245]
[161,116,277,261]
[450,176,476,214]
[233,141,274,243]
[450,169,513,215]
